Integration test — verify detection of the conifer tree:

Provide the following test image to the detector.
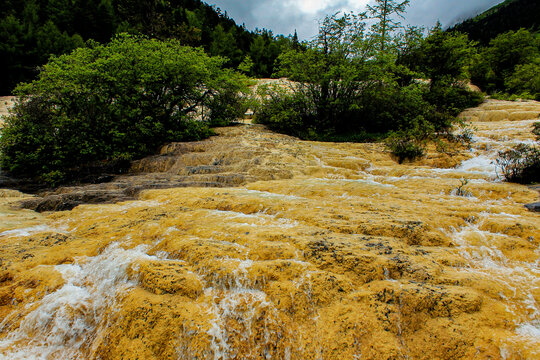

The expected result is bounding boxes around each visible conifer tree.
[367,0,410,52]
[292,30,300,50]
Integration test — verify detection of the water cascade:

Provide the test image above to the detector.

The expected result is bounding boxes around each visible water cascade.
[0,99,539,359]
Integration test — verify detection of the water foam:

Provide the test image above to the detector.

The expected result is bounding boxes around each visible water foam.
[0,243,157,359]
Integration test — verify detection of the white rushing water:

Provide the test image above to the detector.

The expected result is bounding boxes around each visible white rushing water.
[0,243,158,359]
[441,118,540,353]
[0,225,53,238]
[0,102,538,359]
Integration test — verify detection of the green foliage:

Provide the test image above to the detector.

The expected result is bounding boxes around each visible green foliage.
[384,121,432,163]
[0,35,248,185]
[450,0,540,45]
[0,0,297,93]
[496,144,540,184]
[367,0,410,53]
[533,122,540,141]
[35,21,85,63]
[254,85,311,138]
[204,70,252,127]
[403,28,476,88]
[505,59,540,100]
[424,84,484,128]
[238,55,254,75]
[0,15,27,93]
[209,24,243,65]
[255,12,484,163]
[471,29,540,93]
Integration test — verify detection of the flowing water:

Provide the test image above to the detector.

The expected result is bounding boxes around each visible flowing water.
[0,99,539,359]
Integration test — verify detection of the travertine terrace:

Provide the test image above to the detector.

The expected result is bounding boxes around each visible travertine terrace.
[0,97,15,128]
[0,99,539,359]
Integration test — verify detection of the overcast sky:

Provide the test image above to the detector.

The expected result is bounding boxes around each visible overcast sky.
[207,0,505,39]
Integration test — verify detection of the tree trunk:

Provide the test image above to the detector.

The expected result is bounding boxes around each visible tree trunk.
[381,0,388,52]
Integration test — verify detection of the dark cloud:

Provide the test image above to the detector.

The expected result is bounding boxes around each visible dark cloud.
[209,0,350,40]
[406,0,505,29]
[208,0,505,39]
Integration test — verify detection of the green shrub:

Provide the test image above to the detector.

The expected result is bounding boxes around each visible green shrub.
[425,85,484,116]
[385,132,426,163]
[533,122,540,141]
[385,117,434,163]
[505,60,540,101]
[496,144,540,184]
[0,34,248,186]
[471,29,540,96]
[254,85,315,139]
[254,14,483,161]
[490,92,538,101]
[204,72,252,127]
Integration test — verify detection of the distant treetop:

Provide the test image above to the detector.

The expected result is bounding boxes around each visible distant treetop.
[0,0,297,94]
[450,0,539,44]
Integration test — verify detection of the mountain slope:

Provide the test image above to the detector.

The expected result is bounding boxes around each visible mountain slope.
[0,0,290,94]
[450,0,540,43]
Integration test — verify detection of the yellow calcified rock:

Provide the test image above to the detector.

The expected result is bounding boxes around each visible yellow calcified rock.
[0,96,16,128]
[0,100,539,359]
[459,99,540,122]
[0,190,43,233]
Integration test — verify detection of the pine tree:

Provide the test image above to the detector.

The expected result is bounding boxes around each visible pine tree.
[292,29,300,50]
[367,0,410,52]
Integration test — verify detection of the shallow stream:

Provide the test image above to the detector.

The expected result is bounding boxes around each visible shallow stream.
[0,99,539,359]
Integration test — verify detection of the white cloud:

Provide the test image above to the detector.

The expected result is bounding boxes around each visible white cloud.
[288,0,334,14]
[208,0,505,39]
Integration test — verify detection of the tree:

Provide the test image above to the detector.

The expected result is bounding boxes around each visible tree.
[410,28,476,88]
[209,24,242,66]
[238,55,254,75]
[34,21,85,65]
[0,0,292,90]
[256,10,483,157]
[367,0,410,53]
[505,59,540,100]
[273,12,371,132]
[0,15,26,94]
[292,30,300,50]
[471,29,540,92]
[0,35,249,185]
[249,31,281,77]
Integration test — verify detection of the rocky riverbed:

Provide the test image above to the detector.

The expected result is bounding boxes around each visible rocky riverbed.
[0,99,539,359]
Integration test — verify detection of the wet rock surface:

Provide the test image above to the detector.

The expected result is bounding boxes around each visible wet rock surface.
[0,99,539,359]
[525,202,540,212]
[6,125,311,212]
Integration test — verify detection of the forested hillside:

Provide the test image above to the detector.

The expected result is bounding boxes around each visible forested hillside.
[450,0,539,44]
[0,0,297,94]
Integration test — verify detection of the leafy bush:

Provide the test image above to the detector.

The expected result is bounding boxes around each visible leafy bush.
[533,122,540,141]
[384,117,434,163]
[255,13,484,163]
[489,92,537,101]
[385,133,426,163]
[505,60,540,101]
[254,85,313,138]
[204,73,252,127]
[496,144,540,184]
[425,84,484,116]
[471,29,540,95]
[0,34,248,185]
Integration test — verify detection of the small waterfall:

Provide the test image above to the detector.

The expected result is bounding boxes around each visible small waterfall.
[0,99,538,359]
[0,243,158,359]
